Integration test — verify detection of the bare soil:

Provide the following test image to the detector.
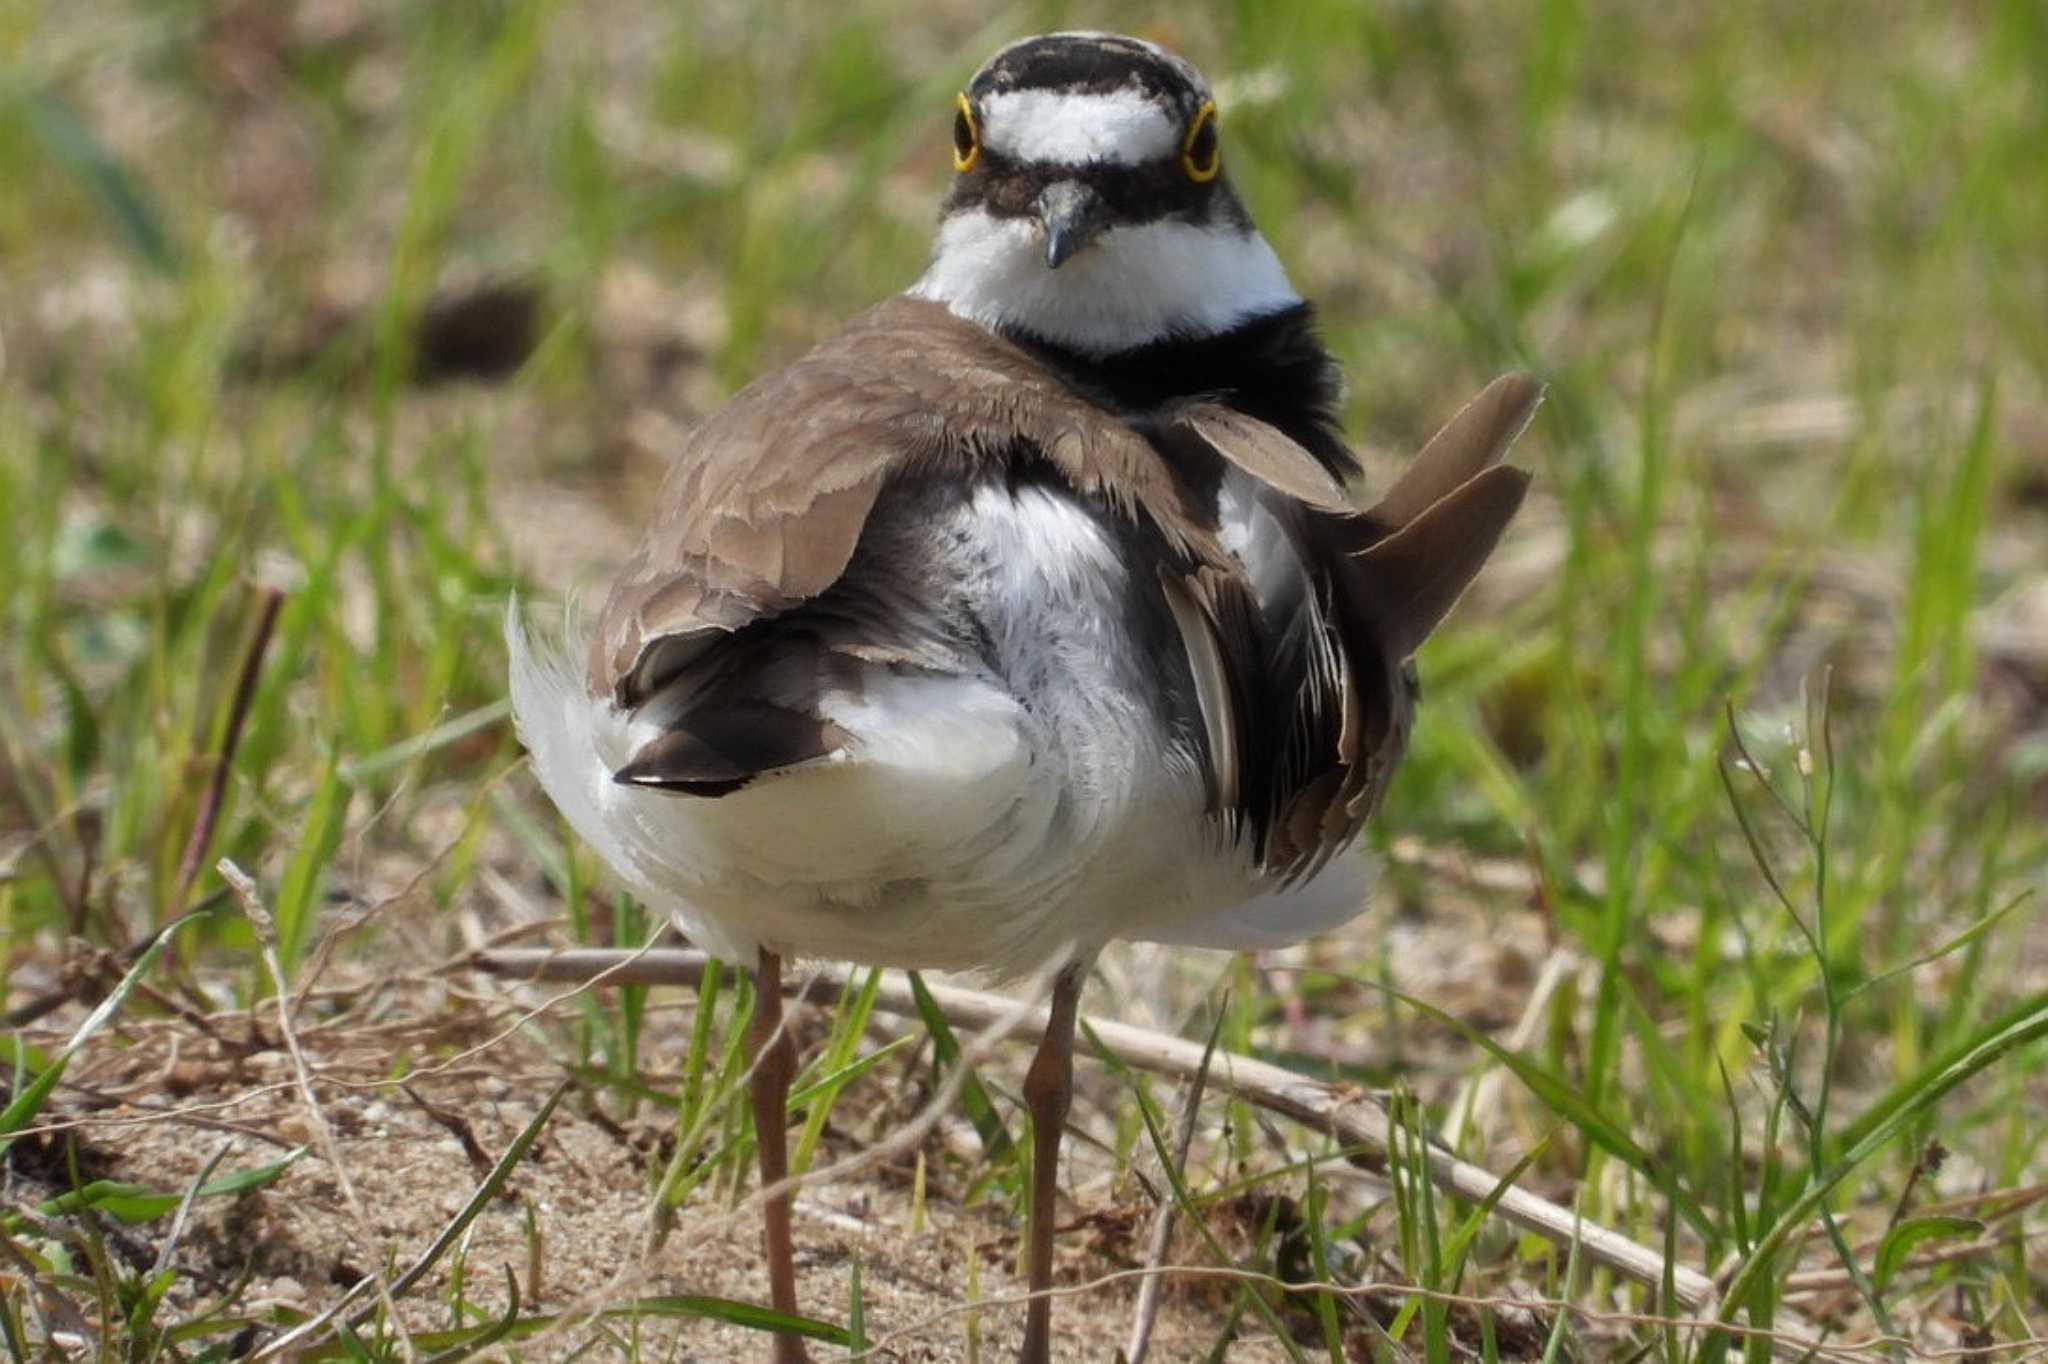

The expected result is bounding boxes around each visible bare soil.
[27,841,1558,1361]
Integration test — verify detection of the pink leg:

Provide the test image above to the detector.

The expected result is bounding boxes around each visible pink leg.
[1019,965,1083,1364]
[750,950,811,1364]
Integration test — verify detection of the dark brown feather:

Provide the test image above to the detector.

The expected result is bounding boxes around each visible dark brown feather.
[589,296,1207,705]
[1256,380,1539,876]
[615,703,847,797]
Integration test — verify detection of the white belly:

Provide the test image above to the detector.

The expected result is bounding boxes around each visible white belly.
[505,482,1370,979]
[511,623,1218,974]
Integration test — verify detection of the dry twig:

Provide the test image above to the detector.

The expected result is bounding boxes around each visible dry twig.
[471,946,1720,1311]
[1123,1033,1215,1364]
[219,857,417,1363]
[172,587,285,911]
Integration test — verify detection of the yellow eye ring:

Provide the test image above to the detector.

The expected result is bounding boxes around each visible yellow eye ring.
[1181,99,1221,183]
[952,92,980,173]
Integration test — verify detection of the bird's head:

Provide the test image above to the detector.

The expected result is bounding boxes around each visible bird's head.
[910,32,1300,357]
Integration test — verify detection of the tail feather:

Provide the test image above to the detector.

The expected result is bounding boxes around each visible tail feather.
[1362,373,1543,539]
[1325,373,1542,661]
[1351,463,1533,660]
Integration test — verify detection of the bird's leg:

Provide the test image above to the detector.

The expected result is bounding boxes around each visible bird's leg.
[749,948,810,1364]
[1019,963,1083,1364]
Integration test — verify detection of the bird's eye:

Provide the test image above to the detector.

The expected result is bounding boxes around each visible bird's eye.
[1181,100,1221,183]
[952,92,980,173]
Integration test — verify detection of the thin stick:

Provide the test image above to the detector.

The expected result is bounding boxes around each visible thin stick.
[172,585,285,911]
[1124,1018,1218,1364]
[470,946,1721,1312]
[222,858,415,1361]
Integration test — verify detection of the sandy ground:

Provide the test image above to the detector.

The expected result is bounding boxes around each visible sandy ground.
[23,837,1563,1361]
[52,982,1312,1361]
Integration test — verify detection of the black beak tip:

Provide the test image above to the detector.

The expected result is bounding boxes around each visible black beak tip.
[1035,182,1103,271]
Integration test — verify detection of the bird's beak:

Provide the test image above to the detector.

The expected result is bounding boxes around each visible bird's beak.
[1035,180,1107,269]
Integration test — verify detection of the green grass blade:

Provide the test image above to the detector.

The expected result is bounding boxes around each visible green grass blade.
[603,1295,850,1344]
[418,1264,522,1364]
[677,956,725,1133]
[1834,990,2048,1158]
[1367,977,1714,1239]
[847,1253,867,1356]
[787,1032,916,1113]
[1845,890,2031,1003]
[1443,1135,1550,1295]
[1873,1215,1983,1292]
[906,970,1015,1164]
[272,747,347,981]
[1716,1058,1751,1255]
[1300,1164,1345,1364]
[11,83,179,274]
[791,966,890,1174]
[1536,1200,1586,1364]
[339,699,511,786]
[0,911,208,1151]
[1409,1099,1448,1364]
[22,1144,304,1225]
[1718,993,2048,1324]
[351,1079,569,1325]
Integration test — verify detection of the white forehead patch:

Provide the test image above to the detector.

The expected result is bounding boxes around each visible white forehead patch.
[979,89,1181,166]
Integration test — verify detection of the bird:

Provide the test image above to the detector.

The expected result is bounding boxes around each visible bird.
[508,30,1537,1364]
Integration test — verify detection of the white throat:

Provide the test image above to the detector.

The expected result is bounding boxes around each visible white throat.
[908,210,1301,355]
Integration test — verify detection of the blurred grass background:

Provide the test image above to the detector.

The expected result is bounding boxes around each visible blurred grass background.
[1,0,2045,1357]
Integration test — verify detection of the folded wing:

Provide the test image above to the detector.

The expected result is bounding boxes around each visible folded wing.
[584,295,1536,879]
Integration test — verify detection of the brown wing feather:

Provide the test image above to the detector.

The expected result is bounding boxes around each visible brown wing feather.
[1260,378,1540,878]
[1143,384,1535,880]
[589,296,1201,705]
[1170,402,1353,511]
